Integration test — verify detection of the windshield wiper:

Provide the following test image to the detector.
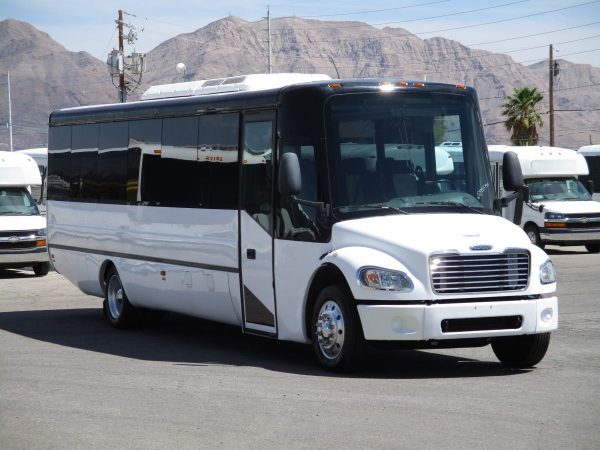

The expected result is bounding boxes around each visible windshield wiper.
[414,201,484,214]
[338,204,409,215]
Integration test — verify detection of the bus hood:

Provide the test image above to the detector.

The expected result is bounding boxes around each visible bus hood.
[536,200,600,214]
[0,215,46,232]
[331,213,531,257]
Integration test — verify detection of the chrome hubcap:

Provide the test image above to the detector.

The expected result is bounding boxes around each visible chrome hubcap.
[527,230,537,245]
[316,300,345,360]
[107,275,124,319]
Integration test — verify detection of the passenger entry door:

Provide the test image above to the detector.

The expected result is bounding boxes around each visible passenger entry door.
[239,111,277,335]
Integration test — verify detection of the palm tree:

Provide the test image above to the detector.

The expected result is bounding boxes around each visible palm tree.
[501,87,544,146]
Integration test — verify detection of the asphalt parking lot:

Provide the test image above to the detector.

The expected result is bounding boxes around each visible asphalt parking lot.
[1,246,599,449]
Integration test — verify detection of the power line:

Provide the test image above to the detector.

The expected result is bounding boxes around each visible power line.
[270,0,599,33]
[297,0,452,18]
[466,20,600,47]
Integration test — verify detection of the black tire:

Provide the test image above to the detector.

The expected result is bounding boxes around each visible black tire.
[103,267,141,329]
[491,332,551,368]
[585,244,600,253]
[33,262,49,277]
[525,224,544,250]
[311,285,366,372]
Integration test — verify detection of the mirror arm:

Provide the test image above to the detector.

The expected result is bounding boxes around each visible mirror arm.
[291,196,330,216]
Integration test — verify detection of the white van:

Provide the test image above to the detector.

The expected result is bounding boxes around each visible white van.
[578,144,600,201]
[0,151,49,275]
[489,145,600,253]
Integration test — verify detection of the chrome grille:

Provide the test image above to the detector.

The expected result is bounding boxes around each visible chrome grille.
[430,251,529,294]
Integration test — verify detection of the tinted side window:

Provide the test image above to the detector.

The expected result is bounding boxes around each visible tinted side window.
[71,124,99,200]
[159,116,199,206]
[48,125,71,201]
[199,113,239,209]
[99,122,128,202]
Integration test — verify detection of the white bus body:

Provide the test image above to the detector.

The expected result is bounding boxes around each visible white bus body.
[0,151,49,275]
[48,75,557,371]
[489,145,600,253]
[578,145,600,201]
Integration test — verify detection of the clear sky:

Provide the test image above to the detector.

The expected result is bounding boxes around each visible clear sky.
[1,0,600,68]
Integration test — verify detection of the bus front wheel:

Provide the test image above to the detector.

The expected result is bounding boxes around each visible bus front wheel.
[311,285,365,372]
[491,332,551,368]
[103,267,140,329]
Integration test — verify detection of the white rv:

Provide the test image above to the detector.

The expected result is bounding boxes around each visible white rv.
[48,75,557,371]
[0,151,49,275]
[578,144,600,201]
[489,145,600,253]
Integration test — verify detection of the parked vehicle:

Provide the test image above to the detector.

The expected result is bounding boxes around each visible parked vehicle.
[48,74,557,371]
[578,144,600,201]
[489,145,600,253]
[0,151,49,275]
[16,147,47,214]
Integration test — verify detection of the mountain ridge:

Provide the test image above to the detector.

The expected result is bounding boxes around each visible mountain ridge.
[0,17,598,150]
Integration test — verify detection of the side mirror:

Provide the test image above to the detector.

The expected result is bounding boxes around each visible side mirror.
[502,151,524,191]
[278,152,302,196]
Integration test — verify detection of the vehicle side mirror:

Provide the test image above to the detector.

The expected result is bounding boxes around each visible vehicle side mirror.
[278,152,302,196]
[502,151,524,191]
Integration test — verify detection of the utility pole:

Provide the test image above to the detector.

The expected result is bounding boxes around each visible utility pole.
[267,6,272,74]
[118,10,126,103]
[7,71,13,152]
[549,44,555,146]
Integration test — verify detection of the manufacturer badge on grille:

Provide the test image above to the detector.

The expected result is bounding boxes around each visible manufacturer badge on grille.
[470,244,492,251]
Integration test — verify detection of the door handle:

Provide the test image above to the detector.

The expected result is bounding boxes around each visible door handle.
[246,248,256,260]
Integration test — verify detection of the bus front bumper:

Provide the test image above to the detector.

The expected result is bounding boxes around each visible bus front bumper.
[356,297,558,341]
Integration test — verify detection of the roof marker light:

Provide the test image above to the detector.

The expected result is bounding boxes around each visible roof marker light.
[456,84,466,89]
[414,82,426,87]
[328,83,343,89]
[379,81,395,92]
[396,81,409,86]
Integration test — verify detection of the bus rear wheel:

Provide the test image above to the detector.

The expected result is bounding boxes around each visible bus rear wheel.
[311,285,365,372]
[103,267,140,329]
[491,332,551,368]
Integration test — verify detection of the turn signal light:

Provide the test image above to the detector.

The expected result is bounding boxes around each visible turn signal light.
[36,239,47,247]
[545,222,566,228]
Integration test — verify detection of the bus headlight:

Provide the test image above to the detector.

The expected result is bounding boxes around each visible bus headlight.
[540,259,557,284]
[37,228,47,237]
[359,267,413,291]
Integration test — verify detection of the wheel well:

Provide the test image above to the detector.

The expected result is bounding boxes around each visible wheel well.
[304,263,350,338]
[523,221,538,231]
[99,260,117,293]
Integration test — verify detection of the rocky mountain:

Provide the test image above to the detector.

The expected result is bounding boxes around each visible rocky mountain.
[1,17,598,150]
[0,19,114,150]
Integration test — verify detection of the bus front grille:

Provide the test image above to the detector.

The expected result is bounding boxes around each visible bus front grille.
[430,251,530,294]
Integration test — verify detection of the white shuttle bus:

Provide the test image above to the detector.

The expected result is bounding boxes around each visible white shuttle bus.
[489,145,600,253]
[48,74,557,371]
[0,151,49,275]
[578,144,600,201]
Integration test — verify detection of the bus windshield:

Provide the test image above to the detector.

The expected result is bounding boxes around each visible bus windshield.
[325,92,494,219]
[0,187,40,216]
[528,178,592,202]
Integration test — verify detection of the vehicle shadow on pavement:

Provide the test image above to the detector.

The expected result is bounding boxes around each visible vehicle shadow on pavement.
[0,307,528,379]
